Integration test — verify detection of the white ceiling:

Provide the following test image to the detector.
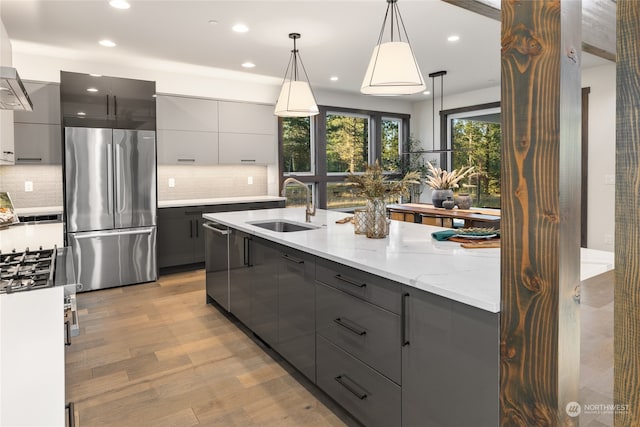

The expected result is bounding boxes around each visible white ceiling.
[0,0,610,101]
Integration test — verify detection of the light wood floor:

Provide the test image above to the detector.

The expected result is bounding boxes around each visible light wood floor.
[67,269,614,426]
[66,269,358,427]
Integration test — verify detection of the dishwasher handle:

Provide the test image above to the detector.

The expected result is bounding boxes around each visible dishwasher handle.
[202,222,230,235]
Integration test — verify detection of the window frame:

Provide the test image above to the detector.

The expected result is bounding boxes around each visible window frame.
[281,116,316,176]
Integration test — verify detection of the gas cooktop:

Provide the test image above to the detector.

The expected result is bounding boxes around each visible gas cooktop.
[0,247,56,294]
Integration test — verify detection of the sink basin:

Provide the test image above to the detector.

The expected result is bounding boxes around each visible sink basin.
[248,220,319,232]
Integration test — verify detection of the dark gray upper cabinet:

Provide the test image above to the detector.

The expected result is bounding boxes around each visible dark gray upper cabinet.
[401,288,500,427]
[277,246,316,382]
[60,71,155,130]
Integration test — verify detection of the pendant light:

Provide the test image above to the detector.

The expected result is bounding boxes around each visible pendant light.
[274,33,319,117]
[423,70,452,153]
[361,0,425,96]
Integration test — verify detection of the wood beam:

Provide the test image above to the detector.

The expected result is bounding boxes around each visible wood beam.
[615,1,640,425]
[443,0,616,62]
[500,0,582,425]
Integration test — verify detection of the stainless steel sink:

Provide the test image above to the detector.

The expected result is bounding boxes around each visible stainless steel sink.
[248,220,320,232]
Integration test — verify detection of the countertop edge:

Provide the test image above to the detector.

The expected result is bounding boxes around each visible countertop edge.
[159,196,286,208]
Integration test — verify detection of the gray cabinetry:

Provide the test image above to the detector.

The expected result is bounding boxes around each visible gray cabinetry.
[248,237,279,345]
[316,282,401,384]
[315,257,402,427]
[316,335,401,427]
[160,201,284,269]
[277,247,316,381]
[229,229,252,327]
[157,130,218,165]
[156,95,218,132]
[156,95,218,165]
[13,81,62,165]
[401,288,500,427]
[218,100,276,165]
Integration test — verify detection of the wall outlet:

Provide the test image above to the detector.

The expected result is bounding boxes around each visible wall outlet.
[247,176,253,185]
[604,234,614,245]
[24,181,33,192]
[168,178,175,188]
[605,174,615,185]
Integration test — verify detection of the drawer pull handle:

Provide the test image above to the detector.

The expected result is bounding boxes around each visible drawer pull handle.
[334,274,366,288]
[282,254,304,264]
[17,157,43,162]
[177,158,196,162]
[334,375,368,400]
[240,159,256,162]
[334,317,366,336]
[65,320,72,346]
[66,401,75,427]
[402,292,410,346]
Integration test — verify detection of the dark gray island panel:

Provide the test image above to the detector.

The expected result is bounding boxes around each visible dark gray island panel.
[249,237,280,346]
[277,246,316,382]
[401,288,500,427]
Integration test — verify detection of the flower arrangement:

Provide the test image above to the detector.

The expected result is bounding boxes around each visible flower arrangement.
[345,161,421,199]
[425,162,474,190]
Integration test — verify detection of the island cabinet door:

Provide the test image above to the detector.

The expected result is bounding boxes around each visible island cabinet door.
[248,237,279,346]
[401,288,500,427]
[277,247,316,382]
[229,230,253,328]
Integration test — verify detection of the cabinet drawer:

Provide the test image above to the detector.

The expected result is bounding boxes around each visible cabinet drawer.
[315,257,401,314]
[316,335,400,427]
[316,282,400,384]
[218,132,276,164]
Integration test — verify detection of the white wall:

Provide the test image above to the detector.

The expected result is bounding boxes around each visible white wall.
[411,65,616,251]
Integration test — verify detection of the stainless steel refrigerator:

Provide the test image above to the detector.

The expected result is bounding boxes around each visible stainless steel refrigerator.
[64,127,157,291]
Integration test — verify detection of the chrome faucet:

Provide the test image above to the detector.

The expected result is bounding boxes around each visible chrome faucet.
[281,177,316,223]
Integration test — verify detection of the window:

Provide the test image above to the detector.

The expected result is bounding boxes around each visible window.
[326,113,369,174]
[445,106,501,208]
[283,182,314,208]
[278,106,409,210]
[282,117,313,175]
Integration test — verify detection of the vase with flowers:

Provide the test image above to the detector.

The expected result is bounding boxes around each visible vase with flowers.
[425,162,474,208]
[346,161,421,238]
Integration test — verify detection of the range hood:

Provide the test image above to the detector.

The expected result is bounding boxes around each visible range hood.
[0,66,33,111]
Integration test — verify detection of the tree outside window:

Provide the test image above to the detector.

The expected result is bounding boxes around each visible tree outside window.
[282,117,312,174]
[326,114,369,173]
[381,118,401,173]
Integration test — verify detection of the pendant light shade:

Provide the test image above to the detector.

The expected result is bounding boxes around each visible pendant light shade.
[361,0,425,96]
[274,33,319,117]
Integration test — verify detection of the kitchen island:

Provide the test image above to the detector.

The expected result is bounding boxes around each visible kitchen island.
[202,207,613,427]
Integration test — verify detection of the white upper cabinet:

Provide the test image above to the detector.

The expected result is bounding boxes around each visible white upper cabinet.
[218,101,276,135]
[156,95,218,132]
[157,130,219,165]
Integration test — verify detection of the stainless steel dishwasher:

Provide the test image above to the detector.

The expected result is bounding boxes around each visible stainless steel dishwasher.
[203,221,231,311]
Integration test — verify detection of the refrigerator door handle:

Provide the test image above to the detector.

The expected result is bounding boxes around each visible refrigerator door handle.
[114,142,123,214]
[106,142,114,215]
[72,228,154,239]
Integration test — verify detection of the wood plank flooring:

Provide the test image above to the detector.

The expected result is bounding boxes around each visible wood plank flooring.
[66,270,358,427]
[67,269,614,426]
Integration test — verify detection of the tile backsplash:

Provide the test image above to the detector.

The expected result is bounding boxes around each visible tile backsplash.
[0,165,63,208]
[0,164,269,208]
[157,165,268,200]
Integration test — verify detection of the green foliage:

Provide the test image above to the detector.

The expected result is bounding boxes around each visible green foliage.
[381,119,400,172]
[326,114,368,173]
[451,119,501,208]
[282,117,311,173]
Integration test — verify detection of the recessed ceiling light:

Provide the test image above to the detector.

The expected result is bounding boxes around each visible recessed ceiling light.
[86,87,98,92]
[241,62,256,68]
[447,35,460,42]
[89,73,102,77]
[330,76,339,82]
[77,112,86,116]
[232,23,249,33]
[423,91,431,95]
[109,0,130,9]
[99,39,116,47]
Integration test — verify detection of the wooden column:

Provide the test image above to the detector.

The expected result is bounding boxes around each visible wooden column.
[500,0,582,425]
[615,1,640,425]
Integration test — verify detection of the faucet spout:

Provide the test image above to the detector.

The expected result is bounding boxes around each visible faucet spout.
[281,177,316,223]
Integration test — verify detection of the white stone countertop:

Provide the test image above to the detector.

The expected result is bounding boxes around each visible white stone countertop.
[14,206,63,216]
[158,196,286,208]
[203,208,615,313]
[0,222,64,252]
